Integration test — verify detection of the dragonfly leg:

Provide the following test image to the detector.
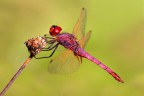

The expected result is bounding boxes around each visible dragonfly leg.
[44,34,55,39]
[42,42,57,51]
[45,39,56,44]
[34,43,59,59]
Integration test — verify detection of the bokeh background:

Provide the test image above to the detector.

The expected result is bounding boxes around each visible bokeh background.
[0,0,144,96]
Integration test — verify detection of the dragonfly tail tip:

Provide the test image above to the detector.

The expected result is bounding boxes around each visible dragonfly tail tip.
[111,72,124,83]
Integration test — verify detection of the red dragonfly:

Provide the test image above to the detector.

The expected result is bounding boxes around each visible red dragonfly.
[36,8,124,83]
[0,8,123,96]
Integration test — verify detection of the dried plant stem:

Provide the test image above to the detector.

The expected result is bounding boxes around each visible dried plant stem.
[0,55,33,96]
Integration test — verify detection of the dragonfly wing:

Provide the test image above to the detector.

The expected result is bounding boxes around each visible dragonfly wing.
[48,8,89,75]
[48,50,81,74]
[78,31,91,48]
[72,8,87,40]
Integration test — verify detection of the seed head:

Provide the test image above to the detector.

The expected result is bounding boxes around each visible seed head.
[25,36,46,56]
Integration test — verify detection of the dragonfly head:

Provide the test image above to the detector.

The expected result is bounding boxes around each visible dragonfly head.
[49,25,62,36]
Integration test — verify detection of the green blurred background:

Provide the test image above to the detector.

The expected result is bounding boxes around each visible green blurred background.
[0,0,144,96]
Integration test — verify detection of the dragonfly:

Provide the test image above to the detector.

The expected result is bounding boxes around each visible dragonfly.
[0,8,123,96]
[35,8,124,83]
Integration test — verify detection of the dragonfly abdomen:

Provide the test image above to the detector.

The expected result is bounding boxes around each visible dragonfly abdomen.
[76,47,124,83]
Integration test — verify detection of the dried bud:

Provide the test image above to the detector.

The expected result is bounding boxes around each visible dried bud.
[25,36,46,56]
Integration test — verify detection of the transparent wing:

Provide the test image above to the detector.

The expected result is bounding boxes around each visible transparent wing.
[48,50,80,74]
[72,8,87,40]
[78,31,91,48]
[48,32,91,74]
[48,8,90,74]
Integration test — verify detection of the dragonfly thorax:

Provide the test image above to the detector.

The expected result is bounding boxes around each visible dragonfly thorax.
[56,33,79,51]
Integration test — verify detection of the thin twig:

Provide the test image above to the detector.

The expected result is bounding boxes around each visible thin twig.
[0,55,33,96]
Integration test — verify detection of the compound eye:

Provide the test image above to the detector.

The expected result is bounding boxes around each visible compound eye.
[49,25,62,36]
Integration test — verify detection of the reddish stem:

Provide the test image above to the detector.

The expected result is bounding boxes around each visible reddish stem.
[0,55,33,96]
